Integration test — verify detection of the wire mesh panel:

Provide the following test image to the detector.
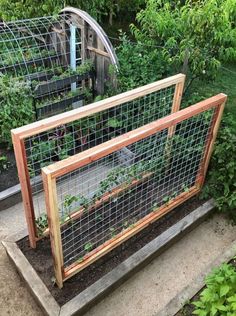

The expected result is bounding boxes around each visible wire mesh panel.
[42,93,226,287]
[12,74,185,247]
[0,14,93,120]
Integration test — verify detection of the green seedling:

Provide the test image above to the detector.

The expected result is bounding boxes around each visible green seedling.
[84,242,93,252]
[109,227,116,238]
[162,195,171,203]
[35,213,48,236]
[77,257,84,264]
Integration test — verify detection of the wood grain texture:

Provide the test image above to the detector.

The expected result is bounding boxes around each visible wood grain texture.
[11,133,37,248]
[42,172,64,288]
[197,99,226,187]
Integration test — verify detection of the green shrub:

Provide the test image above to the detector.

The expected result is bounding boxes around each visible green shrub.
[193,263,236,315]
[109,32,175,93]
[131,0,236,82]
[0,75,34,147]
[201,114,236,221]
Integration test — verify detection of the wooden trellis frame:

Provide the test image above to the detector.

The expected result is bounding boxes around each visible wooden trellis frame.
[42,93,226,288]
[11,73,185,249]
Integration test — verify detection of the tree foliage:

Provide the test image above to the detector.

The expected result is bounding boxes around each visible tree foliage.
[131,0,236,80]
[0,0,145,23]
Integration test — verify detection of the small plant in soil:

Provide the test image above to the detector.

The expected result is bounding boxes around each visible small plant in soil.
[95,212,103,222]
[109,227,117,238]
[63,194,79,213]
[35,213,48,236]
[0,155,10,173]
[84,242,93,253]
[151,202,159,212]
[162,195,171,203]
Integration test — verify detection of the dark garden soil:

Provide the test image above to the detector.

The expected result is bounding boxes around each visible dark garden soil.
[175,258,236,316]
[0,148,18,192]
[17,195,207,306]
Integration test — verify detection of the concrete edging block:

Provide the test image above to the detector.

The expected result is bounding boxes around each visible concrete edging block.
[2,199,215,316]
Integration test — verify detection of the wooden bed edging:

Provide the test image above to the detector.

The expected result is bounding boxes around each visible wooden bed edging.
[2,199,215,316]
[2,241,60,316]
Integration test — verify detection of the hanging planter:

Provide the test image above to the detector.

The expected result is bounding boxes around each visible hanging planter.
[34,71,92,97]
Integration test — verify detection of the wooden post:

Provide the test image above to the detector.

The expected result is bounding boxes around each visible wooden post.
[168,76,186,138]
[11,132,37,248]
[196,99,226,188]
[42,171,64,288]
[96,38,105,95]
[165,77,185,170]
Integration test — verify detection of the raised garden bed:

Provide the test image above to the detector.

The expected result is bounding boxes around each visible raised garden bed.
[2,198,215,316]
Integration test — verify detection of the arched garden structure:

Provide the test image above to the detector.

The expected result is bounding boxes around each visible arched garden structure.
[0,6,118,119]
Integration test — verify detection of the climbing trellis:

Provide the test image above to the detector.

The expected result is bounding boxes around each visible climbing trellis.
[12,74,185,248]
[42,93,226,287]
[0,7,119,120]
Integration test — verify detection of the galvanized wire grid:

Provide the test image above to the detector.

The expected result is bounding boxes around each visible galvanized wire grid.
[24,85,175,230]
[0,15,89,119]
[55,107,216,268]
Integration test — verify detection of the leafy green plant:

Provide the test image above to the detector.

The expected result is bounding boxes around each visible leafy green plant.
[35,213,48,236]
[109,227,117,238]
[0,75,34,147]
[110,32,171,94]
[84,242,93,252]
[0,155,10,173]
[131,0,236,85]
[201,114,236,222]
[63,194,79,212]
[193,263,236,315]
[0,0,145,24]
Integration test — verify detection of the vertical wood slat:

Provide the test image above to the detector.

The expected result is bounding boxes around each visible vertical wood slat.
[168,77,186,137]
[11,133,37,248]
[42,172,64,288]
[196,100,226,187]
[165,78,186,169]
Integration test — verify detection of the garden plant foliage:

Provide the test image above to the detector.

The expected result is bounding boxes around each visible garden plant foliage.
[131,0,236,81]
[201,114,236,222]
[192,263,236,316]
[0,75,34,147]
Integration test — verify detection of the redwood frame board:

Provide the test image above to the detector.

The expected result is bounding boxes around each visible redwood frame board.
[11,74,185,248]
[42,93,227,287]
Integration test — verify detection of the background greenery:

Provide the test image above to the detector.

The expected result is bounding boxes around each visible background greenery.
[0,0,235,222]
